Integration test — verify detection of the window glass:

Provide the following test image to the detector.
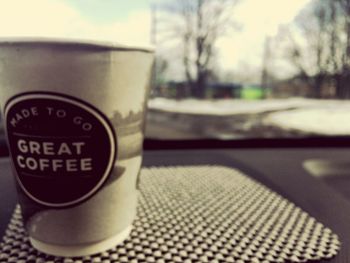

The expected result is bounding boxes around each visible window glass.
[0,0,349,140]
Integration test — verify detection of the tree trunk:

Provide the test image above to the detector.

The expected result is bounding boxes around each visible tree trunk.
[195,71,207,98]
[335,73,346,99]
[342,69,350,99]
[312,74,325,98]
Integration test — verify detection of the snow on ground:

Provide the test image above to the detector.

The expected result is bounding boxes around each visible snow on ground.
[148,98,350,135]
[265,105,350,135]
[148,97,319,116]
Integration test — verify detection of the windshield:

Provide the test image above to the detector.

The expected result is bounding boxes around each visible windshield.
[0,0,349,140]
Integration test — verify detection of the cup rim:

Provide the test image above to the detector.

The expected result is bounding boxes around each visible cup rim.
[0,37,154,53]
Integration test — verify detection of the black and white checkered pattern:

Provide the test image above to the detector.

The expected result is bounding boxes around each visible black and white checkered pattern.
[0,166,341,263]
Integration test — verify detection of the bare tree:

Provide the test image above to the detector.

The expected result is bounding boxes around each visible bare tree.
[260,37,273,98]
[283,0,350,99]
[283,1,330,98]
[159,0,239,98]
[333,0,350,98]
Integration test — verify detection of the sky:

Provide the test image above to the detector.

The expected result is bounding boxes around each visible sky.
[218,0,312,76]
[0,0,311,81]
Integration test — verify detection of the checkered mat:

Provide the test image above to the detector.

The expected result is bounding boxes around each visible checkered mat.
[0,166,341,262]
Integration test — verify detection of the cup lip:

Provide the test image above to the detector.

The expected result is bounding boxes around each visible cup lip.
[0,37,154,53]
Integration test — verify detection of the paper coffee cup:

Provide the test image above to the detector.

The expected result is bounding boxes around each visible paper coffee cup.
[0,38,154,257]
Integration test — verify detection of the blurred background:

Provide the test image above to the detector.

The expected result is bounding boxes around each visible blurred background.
[0,0,349,140]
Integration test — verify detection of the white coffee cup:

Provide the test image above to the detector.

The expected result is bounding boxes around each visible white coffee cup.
[0,38,154,257]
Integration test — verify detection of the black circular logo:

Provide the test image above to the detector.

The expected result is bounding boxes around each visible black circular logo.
[5,92,116,208]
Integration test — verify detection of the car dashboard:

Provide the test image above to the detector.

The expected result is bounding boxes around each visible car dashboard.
[1,139,350,262]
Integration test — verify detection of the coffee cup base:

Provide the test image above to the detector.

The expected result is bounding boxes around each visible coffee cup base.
[29,225,132,257]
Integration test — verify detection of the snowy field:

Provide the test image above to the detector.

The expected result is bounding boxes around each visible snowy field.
[147,98,350,137]
[148,97,319,116]
[265,106,350,136]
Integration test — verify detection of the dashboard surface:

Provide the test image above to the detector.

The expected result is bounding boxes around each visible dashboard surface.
[1,148,350,262]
